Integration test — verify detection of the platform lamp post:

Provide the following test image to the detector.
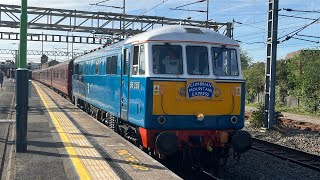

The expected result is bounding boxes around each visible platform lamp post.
[16,0,29,152]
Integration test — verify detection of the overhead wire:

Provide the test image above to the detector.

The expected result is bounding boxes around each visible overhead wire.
[283,8,320,14]
[278,14,318,21]
[232,12,315,39]
[297,34,320,39]
[278,17,320,43]
[233,20,265,30]
[170,0,207,14]
[234,23,310,39]
[83,2,320,55]
[117,0,169,30]
[290,37,319,43]
[174,0,205,9]
[234,12,313,28]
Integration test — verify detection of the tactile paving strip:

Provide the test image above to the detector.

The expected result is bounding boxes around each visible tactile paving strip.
[33,82,119,180]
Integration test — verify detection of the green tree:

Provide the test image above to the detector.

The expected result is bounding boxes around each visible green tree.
[276,59,292,106]
[286,50,320,113]
[240,48,252,70]
[243,62,265,103]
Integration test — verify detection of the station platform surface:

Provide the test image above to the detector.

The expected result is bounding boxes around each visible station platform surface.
[0,78,15,180]
[8,81,181,180]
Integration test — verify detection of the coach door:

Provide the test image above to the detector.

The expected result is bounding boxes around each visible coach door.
[120,48,130,121]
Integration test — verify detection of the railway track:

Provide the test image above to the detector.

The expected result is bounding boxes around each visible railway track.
[202,170,221,180]
[169,169,221,180]
[251,138,320,172]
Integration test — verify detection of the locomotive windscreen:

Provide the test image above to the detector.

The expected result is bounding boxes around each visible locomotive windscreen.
[152,45,183,74]
[211,47,239,76]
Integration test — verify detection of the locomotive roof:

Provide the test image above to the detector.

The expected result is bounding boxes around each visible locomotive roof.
[74,25,238,64]
[124,25,238,46]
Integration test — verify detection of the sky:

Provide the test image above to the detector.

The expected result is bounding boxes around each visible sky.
[1,0,320,63]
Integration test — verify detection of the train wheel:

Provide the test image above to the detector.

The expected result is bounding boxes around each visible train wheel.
[96,110,101,121]
[109,114,118,133]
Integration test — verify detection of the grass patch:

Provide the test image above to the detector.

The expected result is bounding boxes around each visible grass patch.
[246,102,260,108]
[276,105,320,116]
[249,103,264,127]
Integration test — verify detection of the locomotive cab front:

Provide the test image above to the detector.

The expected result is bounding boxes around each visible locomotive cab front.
[122,26,252,167]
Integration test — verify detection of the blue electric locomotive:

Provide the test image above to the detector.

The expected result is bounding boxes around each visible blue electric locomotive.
[72,25,252,167]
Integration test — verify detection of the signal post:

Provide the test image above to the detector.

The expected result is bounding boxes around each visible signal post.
[16,0,29,152]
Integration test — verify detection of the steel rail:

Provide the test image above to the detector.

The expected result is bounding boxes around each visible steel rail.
[202,170,221,180]
[251,138,320,172]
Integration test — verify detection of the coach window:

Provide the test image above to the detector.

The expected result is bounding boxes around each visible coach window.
[106,57,112,74]
[187,46,209,75]
[211,47,238,76]
[63,69,65,78]
[75,64,79,74]
[79,64,83,74]
[111,56,118,74]
[152,44,182,75]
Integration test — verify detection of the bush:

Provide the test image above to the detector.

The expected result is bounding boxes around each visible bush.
[249,103,264,127]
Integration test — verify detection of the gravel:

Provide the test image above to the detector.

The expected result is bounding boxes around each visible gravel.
[204,122,320,179]
[244,121,320,156]
[213,149,320,180]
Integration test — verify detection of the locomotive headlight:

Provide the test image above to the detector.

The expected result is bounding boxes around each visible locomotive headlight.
[231,116,238,124]
[178,88,186,97]
[197,113,205,121]
[158,116,166,124]
[214,88,221,97]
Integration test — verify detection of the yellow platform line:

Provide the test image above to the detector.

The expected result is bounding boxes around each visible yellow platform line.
[33,82,119,180]
[33,82,91,179]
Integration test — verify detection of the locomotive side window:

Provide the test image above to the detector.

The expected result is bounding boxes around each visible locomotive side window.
[139,45,145,75]
[186,46,209,75]
[132,45,145,75]
[123,49,129,75]
[132,46,139,75]
[152,45,182,74]
[211,48,238,76]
